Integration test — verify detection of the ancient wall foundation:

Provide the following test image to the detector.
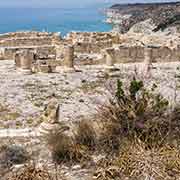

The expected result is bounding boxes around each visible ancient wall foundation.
[101,45,180,64]
[0,31,180,74]
[66,32,120,53]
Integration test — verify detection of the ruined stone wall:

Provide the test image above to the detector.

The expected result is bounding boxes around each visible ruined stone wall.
[0,31,61,60]
[102,45,180,64]
[2,46,56,60]
[0,32,60,41]
[66,32,120,53]
[1,31,180,66]
[0,37,54,47]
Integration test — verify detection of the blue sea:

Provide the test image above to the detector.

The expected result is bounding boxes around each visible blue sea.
[0,7,112,36]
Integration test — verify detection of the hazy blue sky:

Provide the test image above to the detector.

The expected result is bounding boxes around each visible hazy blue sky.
[0,0,178,8]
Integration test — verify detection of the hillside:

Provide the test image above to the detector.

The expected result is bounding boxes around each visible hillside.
[106,1,180,33]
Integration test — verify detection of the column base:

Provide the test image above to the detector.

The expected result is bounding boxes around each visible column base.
[17,68,32,75]
[55,66,76,73]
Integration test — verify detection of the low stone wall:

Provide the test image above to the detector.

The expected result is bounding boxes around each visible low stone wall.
[0,32,62,55]
[66,32,120,53]
[0,37,54,47]
[1,31,180,70]
[14,44,76,73]
[102,45,180,64]
[2,46,56,60]
[0,31,61,41]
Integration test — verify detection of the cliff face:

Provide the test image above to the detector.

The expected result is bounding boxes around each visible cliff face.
[106,2,180,34]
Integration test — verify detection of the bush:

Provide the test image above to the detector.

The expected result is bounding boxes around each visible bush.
[98,77,174,149]
[45,128,91,164]
[75,120,97,150]
[0,144,29,168]
[45,129,74,163]
[5,164,54,180]
[94,140,180,180]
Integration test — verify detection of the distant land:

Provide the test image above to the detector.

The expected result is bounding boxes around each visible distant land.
[106,1,180,34]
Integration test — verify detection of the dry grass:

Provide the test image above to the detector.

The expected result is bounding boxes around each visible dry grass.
[75,120,97,150]
[94,139,180,180]
[9,77,180,179]
[93,78,180,179]
[97,78,175,150]
[0,144,29,168]
[45,128,91,164]
[45,130,74,163]
[5,164,55,180]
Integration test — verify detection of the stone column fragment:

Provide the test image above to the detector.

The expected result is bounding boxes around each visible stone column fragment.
[63,45,74,68]
[15,50,34,74]
[142,46,153,78]
[105,48,115,67]
[56,45,75,73]
[144,46,153,64]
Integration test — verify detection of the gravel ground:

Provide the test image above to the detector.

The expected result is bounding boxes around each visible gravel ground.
[0,60,180,129]
[1,60,180,179]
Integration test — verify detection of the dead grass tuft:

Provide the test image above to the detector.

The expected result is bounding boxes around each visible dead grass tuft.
[0,144,29,168]
[75,120,97,150]
[45,128,91,164]
[94,140,180,180]
[5,164,54,180]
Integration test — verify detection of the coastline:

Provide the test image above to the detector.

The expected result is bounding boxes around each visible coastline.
[0,7,112,36]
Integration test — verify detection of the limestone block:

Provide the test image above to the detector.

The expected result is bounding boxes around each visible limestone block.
[129,46,138,59]
[37,64,52,73]
[15,52,21,68]
[136,47,144,59]
[20,50,34,70]
[63,45,74,68]
[105,48,115,67]
[118,46,130,58]
[151,47,160,61]
[144,47,153,64]
[15,50,34,74]
[174,47,180,61]
[0,48,5,60]
[170,48,177,61]
[159,47,172,62]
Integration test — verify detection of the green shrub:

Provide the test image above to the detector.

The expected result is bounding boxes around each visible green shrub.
[99,77,171,149]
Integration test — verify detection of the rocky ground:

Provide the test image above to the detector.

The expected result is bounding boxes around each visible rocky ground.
[1,60,180,128]
[107,2,180,34]
[1,60,180,179]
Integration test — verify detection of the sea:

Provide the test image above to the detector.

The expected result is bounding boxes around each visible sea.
[0,5,112,36]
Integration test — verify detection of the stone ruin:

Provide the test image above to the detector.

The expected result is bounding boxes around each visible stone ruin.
[66,31,120,53]
[14,44,75,74]
[15,50,34,74]
[0,31,179,74]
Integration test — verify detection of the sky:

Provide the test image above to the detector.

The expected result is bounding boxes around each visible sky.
[0,0,178,8]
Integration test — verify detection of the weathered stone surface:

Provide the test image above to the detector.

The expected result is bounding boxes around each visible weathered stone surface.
[1,31,180,71]
[144,47,153,64]
[105,48,115,66]
[63,45,74,68]
[15,50,34,74]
